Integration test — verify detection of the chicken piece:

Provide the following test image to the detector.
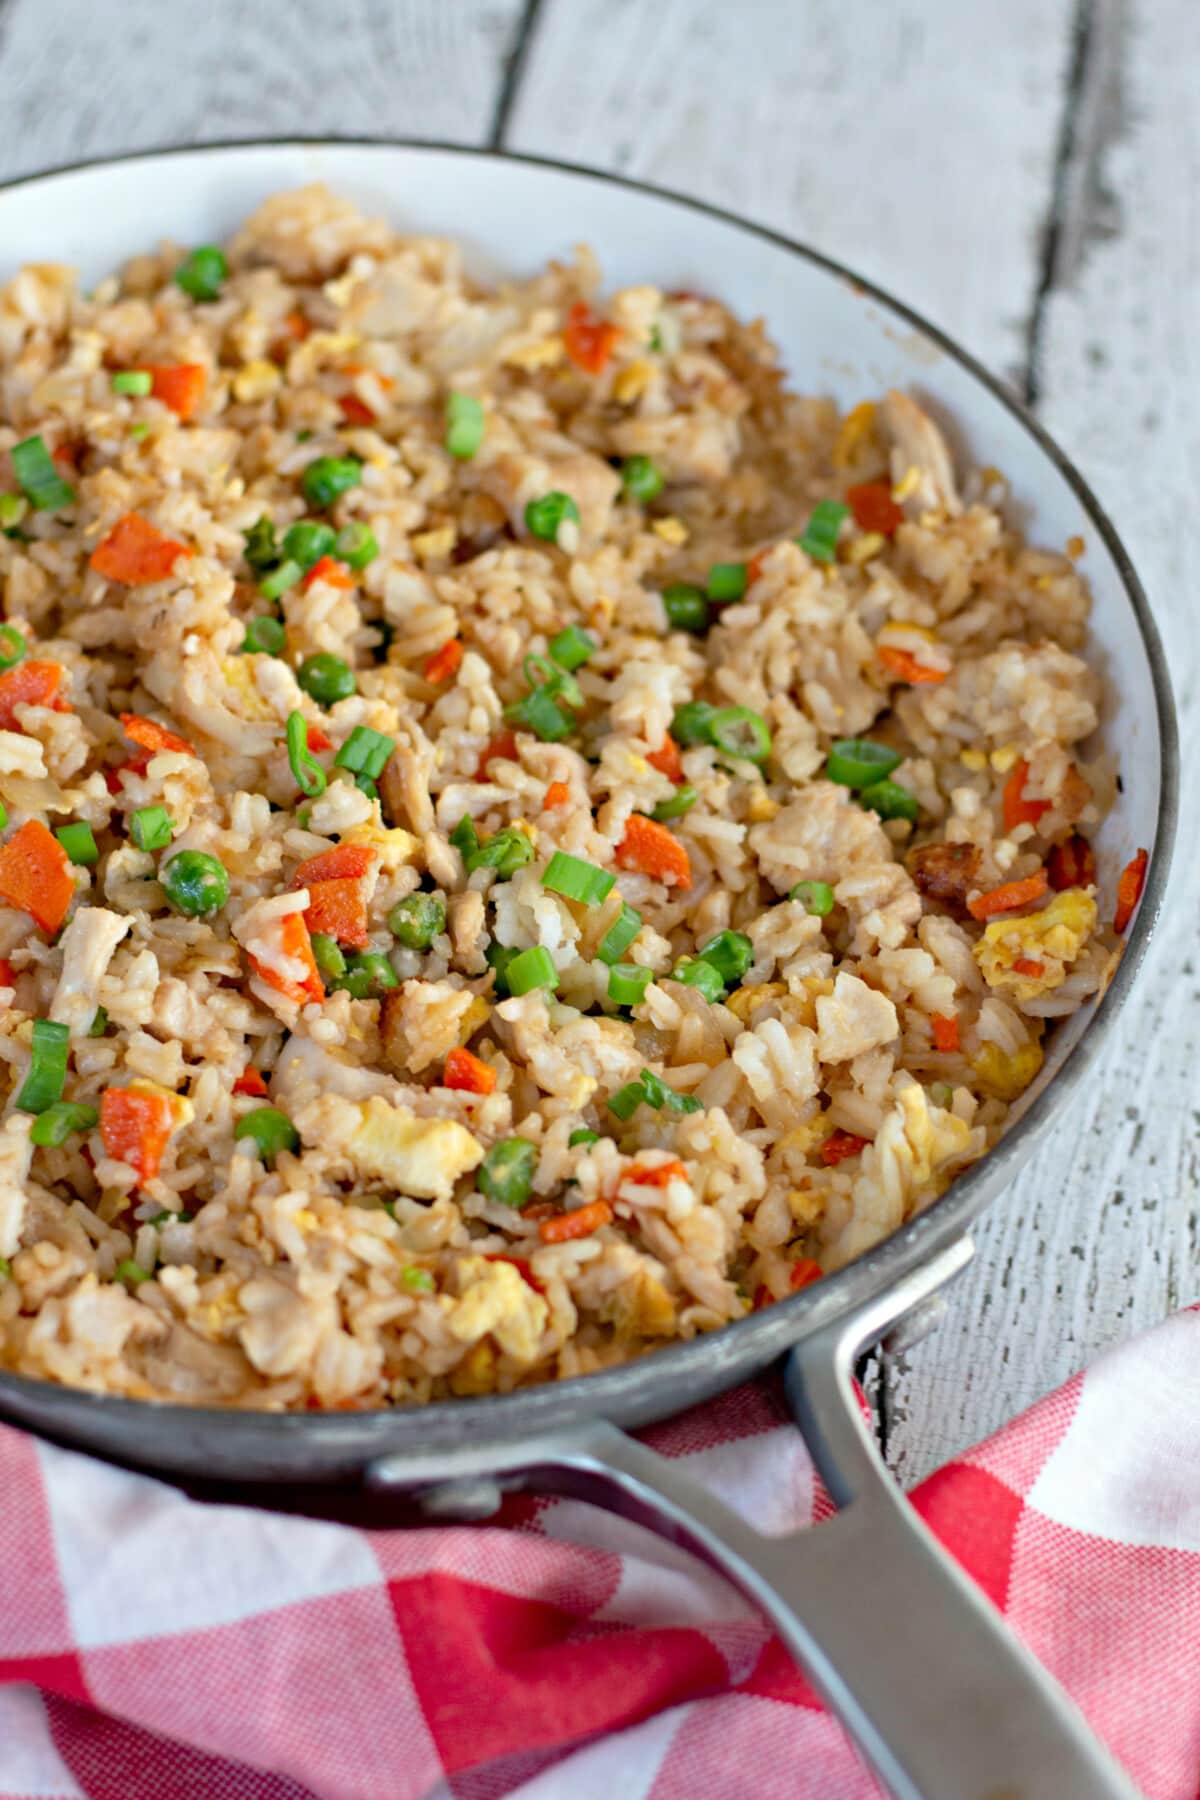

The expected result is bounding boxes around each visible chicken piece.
[379,981,488,1075]
[50,906,131,1037]
[238,1277,332,1378]
[749,781,895,893]
[348,1097,482,1201]
[908,841,983,918]
[0,1112,33,1258]
[815,972,899,1062]
[882,390,961,515]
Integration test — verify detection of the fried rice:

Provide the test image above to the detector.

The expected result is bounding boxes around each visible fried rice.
[0,184,1146,1409]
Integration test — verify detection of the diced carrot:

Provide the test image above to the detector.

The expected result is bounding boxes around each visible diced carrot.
[1012,957,1046,978]
[542,780,571,810]
[52,442,80,472]
[148,363,206,422]
[233,1065,269,1097]
[443,1047,497,1095]
[520,1200,557,1222]
[292,844,376,887]
[820,1130,870,1168]
[302,554,354,592]
[930,1014,960,1053]
[789,1257,824,1290]
[484,1253,546,1295]
[562,301,620,376]
[281,310,310,343]
[1113,848,1148,934]
[1047,833,1097,891]
[745,547,772,588]
[476,730,519,778]
[306,723,333,754]
[878,645,946,685]
[91,513,190,585]
[615,814,692,890]
[339,394,376,426]
[539,1198,614,1244]
[0,661,65,730]
[249,912,325,1006]
[99,1086,178,1183]
[341,363,394,389]
[967,867,1048,921]
[1002,759,1051,834]
[106,750,152,794]
[0,959,15,989]
[847,481,903,536]
[752,1283,772,1310]
[424,639,464,685]
[302,877,369,949]
[120,713,195,757]
[0,820,74,933]
[627,1158,688,1188]
[647,734,684,783]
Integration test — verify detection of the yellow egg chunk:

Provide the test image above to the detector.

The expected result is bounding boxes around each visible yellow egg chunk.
[974,889,1097,1000]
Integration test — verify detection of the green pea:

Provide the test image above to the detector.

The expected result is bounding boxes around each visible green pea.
[297,653,356,706]
[388,893,446,951]
[160,850,229,917]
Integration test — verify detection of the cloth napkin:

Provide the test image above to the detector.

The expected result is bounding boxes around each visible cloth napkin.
[3,1308,1200,1800]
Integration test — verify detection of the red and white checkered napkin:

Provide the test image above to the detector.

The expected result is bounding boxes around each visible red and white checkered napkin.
[3,1308,1200,1800]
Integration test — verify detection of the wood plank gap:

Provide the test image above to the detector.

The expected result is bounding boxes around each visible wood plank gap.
[489,0,547,149]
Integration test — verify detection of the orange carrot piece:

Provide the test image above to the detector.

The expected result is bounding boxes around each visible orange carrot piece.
[484,1253,546,1294]
[647,734,684,784]
[628,1158,688,1188]
[91,514,189,585]
[0,661,65,730]
[338,394,376,426]
[1047,833,1097,891]
[967,866,1049,921]
[820,1130,870,1168]
[302,877,369,949]
[292,844,376,887]
[0,820,74,933]
[424,639,464,685]
[100,1086,178,1183]
[477,730,519,778]
[233,1065,270,1097]
[930,1014,960,1053]
[306,723,333,754]
[1002,760,1051,834]
[148,364,206,422]
[542,780,571,810]
[1012,957,1046,978]
[0,959,15,988]
[443,1047,497,1095]
[282,310,310,342]
[120,713,195,757]
[746,547,772,589]
[847,481,903,536]
[562,301,619,375]
[302,554,354,592]
[789,1257,824,1291]
[249,912,325,1006]
[539,1198,614,1244]
[1113,848,1148,934]
[615,814,692,890]
[877,645,946,686]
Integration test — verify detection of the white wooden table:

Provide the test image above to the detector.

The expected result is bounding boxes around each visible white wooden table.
[0,0,1191,1483]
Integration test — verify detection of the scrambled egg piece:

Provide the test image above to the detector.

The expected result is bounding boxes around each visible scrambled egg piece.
[348,1098,482,1202]
[221,656,275,721]
[833,400,878,471]
[342,820,420,871]
[446,1255,548,1365]
[232,360,282,403]
[725,982,786,1024]
[972,1040,1044,1101]
[598,1266,677,1340]
[974,889,1096,1001]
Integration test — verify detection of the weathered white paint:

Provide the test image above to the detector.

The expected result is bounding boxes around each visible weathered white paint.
[0,0,1188,1487]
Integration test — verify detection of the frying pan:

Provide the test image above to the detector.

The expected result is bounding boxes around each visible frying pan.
[0,141,1177,1800]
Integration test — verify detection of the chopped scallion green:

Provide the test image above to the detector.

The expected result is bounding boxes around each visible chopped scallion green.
[652,785,697,822]
[0,625,26,672]
[620,455,664,503]
[671,958,725,1003]
[467,826,534,879]
[797,499,850,564]
[548,623,595,671]
[16,1019,70,1114]
[596,902,642,965]
[282,519,336,571]
[174,245,228,303]
[825,739,902,788]
[30,1100,98,1147]
[608,963,651,1006]
[301,455,362,510]
[55,822,97,866]
[525,491,580,542]
[708,706,772,764]
[541,851,614,906]
[695,929,754,984]
[334,725,394,779]
[445,390,485,459]
[859,778,920,823]
[111,370,152,396]
[569,1128,600,1148]
[506,945,560,996]
[286,710,327,798]
[242,614,286,655]
[12,436,74,512]
[662,583,710,633]
[706,562,747,602]
[259,558,302,601]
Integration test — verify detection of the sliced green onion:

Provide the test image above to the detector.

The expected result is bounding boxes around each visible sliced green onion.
[0,625,26,672]
[355,776,378,805]
[388,893,446,950]
[929,1081,955,1109]
[504,683,572,742]
[707,562,747,602]
[791,880,835,916]
[467,826,534,879]
[301,455,362,510]
[696,929,754,984]
[242,614,286,655]
[652,785,697,822]
[477,1136,538,1208]
[608,963,652,1006]
[672,701,718,747]
[243,517,279,572]
[548,624,595,671]
[0,494,28,533]
[16,1019,69,1113]
[282,519,336,570]
[401,1265,435,1293]
[310,932,347,980]
[597,902,642,965]
[334,951,398,998]
[859,778,920,823]
[234,1105,299,1161]
[640,1067,702,1114]
[797,499,850,564]
[160,849,230,917]
[825,738,902,788]
[662,583,710,633]
[541,851,614,906]
[709,706,771,764]
[569,1128,600,1148]
[0,800,7,830]
[111,370,152,396]
[12,436,74,512]
[607,1079,648,1122]
[259,558,302,601]
[297,653,355,705]
[175,245,228,302]
[88,1006,108,1037]
[506,945,560,997]
[30,1100,98,1147]
[671,957,725,1003]
[524,653,583,709]
[450,815,480,862]
[486,940,519,996]
[0,1256,10,1278]
[286,710,327,799]
[55,822,97,866]
[129,423,151,443]
[335,521,379,570]
[445,391,485,459]
[334,725,394,779]
[115,1257,151,1287]
[150,1208,194,1226]
[620,455,664,503]
[525,491,580,542]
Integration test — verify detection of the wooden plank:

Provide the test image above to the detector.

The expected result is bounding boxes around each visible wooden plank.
[505,0,1075,381]
[0,0,526,180]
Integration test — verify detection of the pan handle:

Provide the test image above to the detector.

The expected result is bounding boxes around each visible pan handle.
[368,1239,1137,1800]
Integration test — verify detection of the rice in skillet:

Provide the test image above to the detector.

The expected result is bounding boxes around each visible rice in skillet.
[0,186,1146,1407]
